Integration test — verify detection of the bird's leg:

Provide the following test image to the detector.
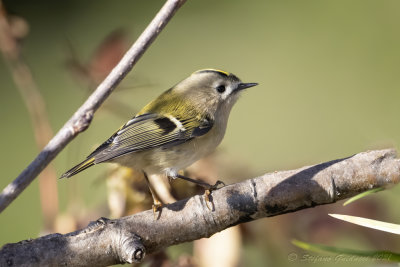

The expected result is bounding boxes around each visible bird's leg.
[174,174,225,210]
[143,171,163,217]
[175,174,225,189]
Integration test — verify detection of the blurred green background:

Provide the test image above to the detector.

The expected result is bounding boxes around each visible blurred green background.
[1,0,400,266]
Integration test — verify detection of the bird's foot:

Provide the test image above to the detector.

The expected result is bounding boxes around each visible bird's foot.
[152,201,163,220]
[174,174,226,211]
[204,180,225,210]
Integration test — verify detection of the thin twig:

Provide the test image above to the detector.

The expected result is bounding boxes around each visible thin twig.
[1,149,399,266]
[0,0,187,213]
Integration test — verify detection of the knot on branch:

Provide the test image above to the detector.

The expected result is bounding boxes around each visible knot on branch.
[82,217,109,234]
[116,231,145,263]
[72,110,93,134]
[85,217,146,263]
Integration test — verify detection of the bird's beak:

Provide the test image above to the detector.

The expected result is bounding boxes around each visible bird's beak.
[236,82,258,91]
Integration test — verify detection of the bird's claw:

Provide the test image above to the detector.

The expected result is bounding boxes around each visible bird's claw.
[152,202,163,220]
[210,180,225,190]
[204,189,213,210]
[204,180,226,211]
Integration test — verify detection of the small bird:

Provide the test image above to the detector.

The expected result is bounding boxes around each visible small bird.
[61,69,257,209]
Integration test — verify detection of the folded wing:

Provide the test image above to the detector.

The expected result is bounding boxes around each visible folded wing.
[90,113,213,163]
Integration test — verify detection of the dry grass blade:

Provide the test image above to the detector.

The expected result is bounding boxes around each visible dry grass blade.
[329,214,400,235]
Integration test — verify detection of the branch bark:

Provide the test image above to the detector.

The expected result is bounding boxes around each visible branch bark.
[1,149,399,266]
[0,0,187,213]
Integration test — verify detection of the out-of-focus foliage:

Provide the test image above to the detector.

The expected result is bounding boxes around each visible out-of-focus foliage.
[1,0,400,266]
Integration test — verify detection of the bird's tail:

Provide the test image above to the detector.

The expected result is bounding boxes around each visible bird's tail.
[60,157,95,178]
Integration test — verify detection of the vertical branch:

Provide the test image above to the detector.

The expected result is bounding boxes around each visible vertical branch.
[0,1,59,229]
[0,0,187,213]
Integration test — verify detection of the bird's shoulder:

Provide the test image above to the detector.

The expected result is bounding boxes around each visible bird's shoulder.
[136,89,212,132]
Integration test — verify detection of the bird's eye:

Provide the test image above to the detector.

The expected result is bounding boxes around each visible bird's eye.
[216,85,226,93]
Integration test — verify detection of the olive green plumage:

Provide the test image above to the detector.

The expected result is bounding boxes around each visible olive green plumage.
[61,69,257,179]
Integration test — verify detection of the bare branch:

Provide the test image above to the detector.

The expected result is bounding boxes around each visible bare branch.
[0,0,187,213]
[1,149,398,266]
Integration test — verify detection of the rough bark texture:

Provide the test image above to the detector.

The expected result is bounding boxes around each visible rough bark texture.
[1,149,399,266]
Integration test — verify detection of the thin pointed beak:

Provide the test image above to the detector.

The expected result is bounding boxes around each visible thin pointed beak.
[236,82,258,91]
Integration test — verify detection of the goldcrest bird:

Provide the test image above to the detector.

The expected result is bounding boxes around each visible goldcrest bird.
[61,69,257,209]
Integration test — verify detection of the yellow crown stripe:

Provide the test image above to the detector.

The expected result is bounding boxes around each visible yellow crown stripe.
[194,69,230,77]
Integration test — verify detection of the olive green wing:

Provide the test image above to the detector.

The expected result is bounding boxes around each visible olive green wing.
[89,113,213,163]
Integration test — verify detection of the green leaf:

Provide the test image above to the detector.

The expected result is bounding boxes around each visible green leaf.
[343,187,384,206]
[292,239,400,262]
[329,214,400,235]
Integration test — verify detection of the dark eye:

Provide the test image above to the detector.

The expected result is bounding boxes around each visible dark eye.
[216,85,226,93]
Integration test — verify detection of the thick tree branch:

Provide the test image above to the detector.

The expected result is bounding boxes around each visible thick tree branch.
[0,0,187,213]
[1,149,399,266]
